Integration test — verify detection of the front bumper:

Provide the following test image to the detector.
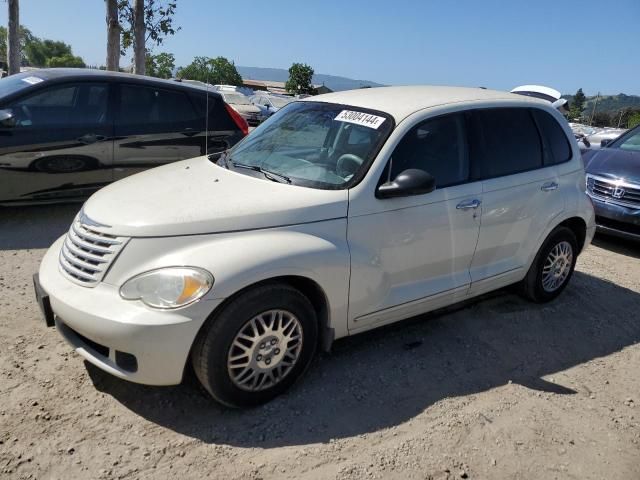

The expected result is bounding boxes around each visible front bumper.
[588,195,640,241]
[38,236,223,385]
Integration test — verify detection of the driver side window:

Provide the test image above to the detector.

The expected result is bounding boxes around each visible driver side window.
[389,113,469,188]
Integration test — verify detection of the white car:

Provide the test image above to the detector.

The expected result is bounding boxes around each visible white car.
[35,86,595,407]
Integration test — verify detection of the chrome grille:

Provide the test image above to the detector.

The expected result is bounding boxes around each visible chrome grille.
[59,217,129,286]
[586,174,640,209]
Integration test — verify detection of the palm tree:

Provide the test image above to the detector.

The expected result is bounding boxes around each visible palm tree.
[105,0,120,71]
[132,0,145,75]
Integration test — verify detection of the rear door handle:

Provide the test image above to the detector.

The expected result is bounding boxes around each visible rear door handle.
[456,199,481,210]
[541,181,558,191]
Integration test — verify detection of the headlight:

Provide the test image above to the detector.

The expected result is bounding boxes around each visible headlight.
[120,267,213,309]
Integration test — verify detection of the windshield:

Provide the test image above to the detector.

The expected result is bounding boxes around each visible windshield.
[223,93,250,105]
[225,101,394,189]
[609,126,640,152]
[0,72,45,99]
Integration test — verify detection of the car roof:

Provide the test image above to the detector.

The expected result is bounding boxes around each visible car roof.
[308,85,546,122]
[15,68,218,94]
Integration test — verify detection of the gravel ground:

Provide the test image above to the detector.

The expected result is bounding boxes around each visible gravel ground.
[1,204,639,480]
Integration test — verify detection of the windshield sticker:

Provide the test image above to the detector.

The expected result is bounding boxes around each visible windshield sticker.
[334,110,386,129]
[21,76,44,85]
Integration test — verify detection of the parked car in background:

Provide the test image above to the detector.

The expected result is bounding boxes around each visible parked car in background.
[35,86,594,407]
[220,91,262,126]
[250,93,293,118]
[584,124,640,240]
[0,69,247,205]
[585,128,627,149]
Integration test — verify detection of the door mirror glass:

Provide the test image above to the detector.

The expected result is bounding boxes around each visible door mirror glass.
[600,139,611,148]
[0,109,16,127]
[376,168,436,198]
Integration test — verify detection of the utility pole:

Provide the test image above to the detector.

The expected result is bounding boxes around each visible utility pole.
[7,0,20,75]
[589,92,600,126]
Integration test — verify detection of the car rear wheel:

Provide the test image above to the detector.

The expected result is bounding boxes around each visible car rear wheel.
[521,226,578,303]
[191,284,318,408]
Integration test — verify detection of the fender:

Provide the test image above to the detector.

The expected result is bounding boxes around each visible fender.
[103,219,351,340]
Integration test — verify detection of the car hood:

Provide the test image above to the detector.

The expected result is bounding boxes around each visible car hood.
[584,148,640,184]
[82,156,348,237]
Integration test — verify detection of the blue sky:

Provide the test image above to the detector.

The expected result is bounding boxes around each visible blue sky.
[2,0,638,95]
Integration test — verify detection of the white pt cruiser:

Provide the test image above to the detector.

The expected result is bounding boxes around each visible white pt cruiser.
[36,86,596,407]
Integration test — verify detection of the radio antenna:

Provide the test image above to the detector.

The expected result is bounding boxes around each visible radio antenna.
[205,68,210,156]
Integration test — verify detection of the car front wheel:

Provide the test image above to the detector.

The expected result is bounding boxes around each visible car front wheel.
[191,284,318,408]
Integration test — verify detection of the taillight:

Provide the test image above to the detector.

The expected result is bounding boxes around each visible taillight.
[224,103,249,136]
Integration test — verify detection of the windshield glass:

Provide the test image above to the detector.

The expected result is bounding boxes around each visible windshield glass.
[226,101,394,189]
[0,72,44,99]
[610,126,640,152]
[223,93,250,105]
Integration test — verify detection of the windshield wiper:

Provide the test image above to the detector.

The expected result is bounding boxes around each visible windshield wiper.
[230,161,291,184]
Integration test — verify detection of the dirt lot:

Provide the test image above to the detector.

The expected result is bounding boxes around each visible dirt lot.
[1,204,639,480]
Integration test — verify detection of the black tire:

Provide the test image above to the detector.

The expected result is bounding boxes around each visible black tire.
[191,284,318,408]
[520,226,578,303]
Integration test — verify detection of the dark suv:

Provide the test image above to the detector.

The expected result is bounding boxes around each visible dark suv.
[0,69,247,205]
[584,124,640,240]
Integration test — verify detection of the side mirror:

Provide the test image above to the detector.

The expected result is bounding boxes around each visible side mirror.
[0,109,16,128]
[376,168,436,199]
[600,139,611,148]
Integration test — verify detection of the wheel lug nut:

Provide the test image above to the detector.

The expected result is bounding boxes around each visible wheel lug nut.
[256,355,262,361]
[265,359,271,365]
[260,343,265,349]
[271,339,277,345]
[274,349,280,355]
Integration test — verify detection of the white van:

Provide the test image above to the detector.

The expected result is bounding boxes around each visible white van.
[35,86,595,407]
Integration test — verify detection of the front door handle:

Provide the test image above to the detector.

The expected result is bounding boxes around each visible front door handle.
[456,199,481,210]
[541,181,559,191]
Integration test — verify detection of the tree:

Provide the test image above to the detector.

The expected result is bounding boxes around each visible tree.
[591,111,612,128]
[25,39,75,67]
[118,0,180,73]
[146,51,174,78]
[47,54,85,68]
[1,25,84,69]
[0,25,35,64]
[285,63,315,95]
[627,111,640,129]
[105,0,120,71]
[569,87,586,120]
[177,56,242,85]
[7,0,20,75]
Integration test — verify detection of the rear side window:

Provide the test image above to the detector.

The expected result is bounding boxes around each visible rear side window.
[532,109,572,165]
[118,84,198,126]
[8,83,108,127]
[390,113,468,188]
[470,108,542,179]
